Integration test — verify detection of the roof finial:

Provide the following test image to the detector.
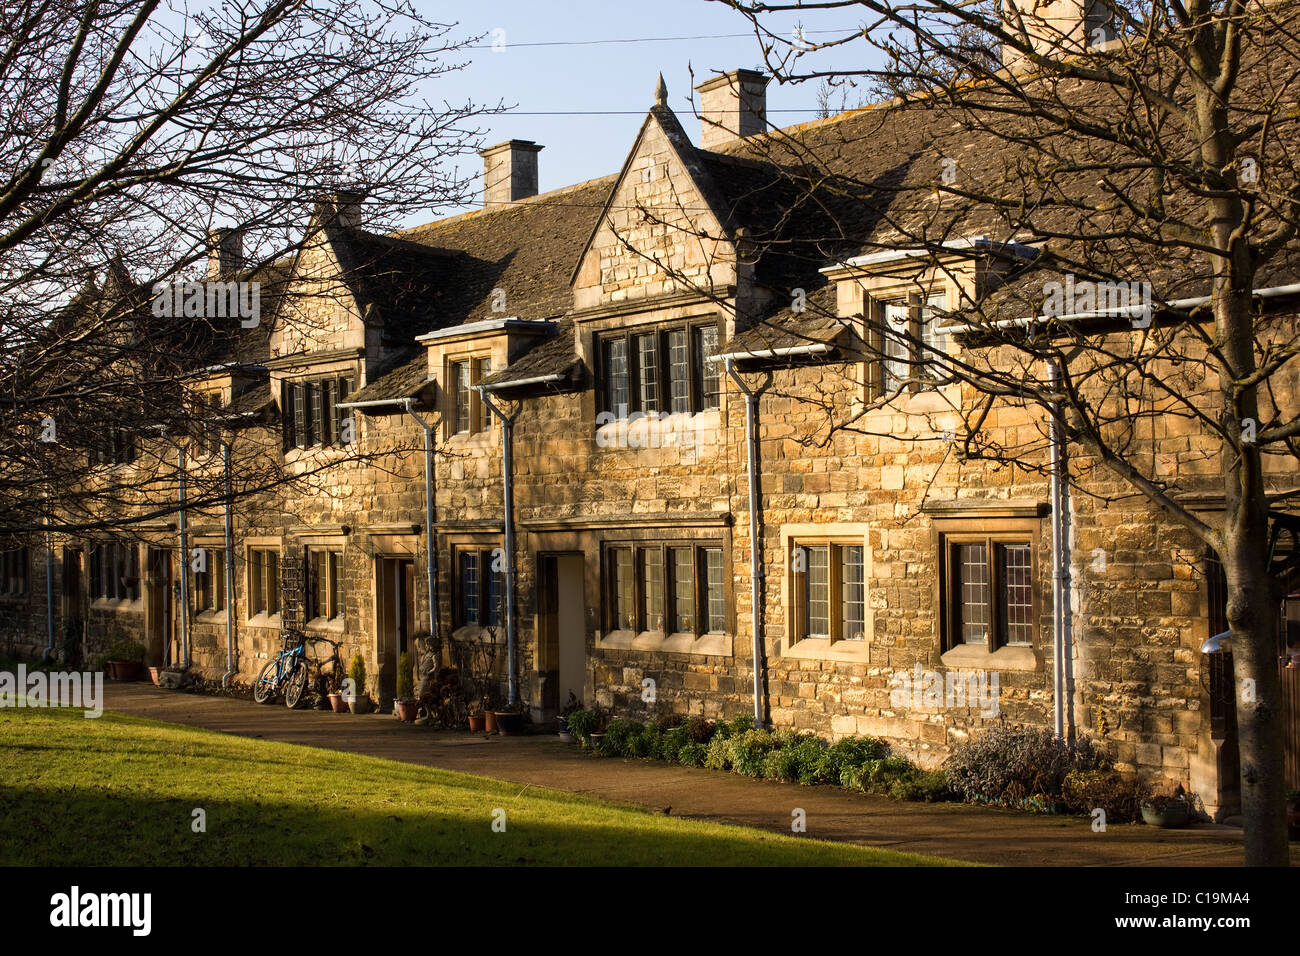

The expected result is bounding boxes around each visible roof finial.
[654,72,667,107]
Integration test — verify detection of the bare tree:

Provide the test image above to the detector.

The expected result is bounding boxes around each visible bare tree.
[683,0,1300,864]
[0,0,499,536]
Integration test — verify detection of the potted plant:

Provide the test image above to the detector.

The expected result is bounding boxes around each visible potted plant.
[494,704,527,736]
[104,640,145,681]
[346,653,370,714]
[1141,779,1192,828]
[394,651,418,723]
[557,691,581,742]
[483,694,499,733]
[585,706,610,750]
[467,699,486,732]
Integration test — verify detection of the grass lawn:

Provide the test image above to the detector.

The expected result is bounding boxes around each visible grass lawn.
[0,709,965,866]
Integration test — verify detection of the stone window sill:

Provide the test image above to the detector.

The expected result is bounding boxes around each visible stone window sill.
[781,636,868,662]
[306,617,345,632]
[246,613,282,629]
[92,598,143,613]
[599,629,730,657]
[939,642,1038,672]
[451,624,506,643]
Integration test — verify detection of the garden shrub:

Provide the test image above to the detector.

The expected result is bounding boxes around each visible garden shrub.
[944,726,1101,805]
[889,769,953,802]
[818,735,888,787]
[106,639,145,662]
[729,729,780,777]
[566,708,597,745]
[1062,769,1147,823]
[684,715,715,744]
[729,713,755,736]
[603,718,643,757]
[660,723,691,763]
[677,742,708,767]
[857,756,920,795]
[704,735,733,771]
[632,722,661,759]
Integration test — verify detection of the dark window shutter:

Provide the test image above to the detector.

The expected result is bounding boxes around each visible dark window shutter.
[866,302,884,400]
[280,380,292,451]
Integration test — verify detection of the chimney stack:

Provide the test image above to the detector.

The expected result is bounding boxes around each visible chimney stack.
[694,69,769,150]
[1000,0,1113,69]
[206,227,244,280]
[480,140,543,209]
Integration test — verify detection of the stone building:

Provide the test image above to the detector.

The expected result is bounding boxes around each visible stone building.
[6,55,1300,823]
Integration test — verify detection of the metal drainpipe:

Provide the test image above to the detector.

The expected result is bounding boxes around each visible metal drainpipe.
[44,486,55,659]
[723,357,765,729]
[1047,361,1072,738]
[403,400,439,651]
[221,440,236,686]
[477,387,518,708]
[176,445,191,669]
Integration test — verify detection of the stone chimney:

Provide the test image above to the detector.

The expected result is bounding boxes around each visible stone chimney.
[479,140,543,209]
[206,227,244,279]
[694,69,769,150]
[1000,0,1113,68]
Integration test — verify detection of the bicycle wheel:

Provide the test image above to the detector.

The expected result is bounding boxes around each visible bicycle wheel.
[283,660,309,709]
[253,660,278,704]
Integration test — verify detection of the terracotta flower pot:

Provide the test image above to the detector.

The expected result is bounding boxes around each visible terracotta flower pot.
[347,696,370,715]
[149,667,161,686]
[395,699,419,723]
[328,692,348,713]
[468,715,486,732]
[107,660,142,681]
[484,711,497,733]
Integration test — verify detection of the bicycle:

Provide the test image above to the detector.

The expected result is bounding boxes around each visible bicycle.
[253,629,310,708]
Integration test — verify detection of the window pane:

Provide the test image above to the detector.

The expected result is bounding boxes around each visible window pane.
[667,329,690,414]
[268,552,280,616]
[454,362,471,434]
[671,547,693,632]
[1000,544,1033,645]
[635,333,659,413]
[958,543,989,644]
[604,339,628,417]
[695,326,720,409]
[805,546,829,637]
[920,293,948,384]
[461,551,479,625]
[883,302,910,390]
[487,554,503,628]
[328,552,341,619]
[251,551,264,614]
[613,548,634,630]
[841,545,865,640]
[704,548,725,632]
[642,548,664,631]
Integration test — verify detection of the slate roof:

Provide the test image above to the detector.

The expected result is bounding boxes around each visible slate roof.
[344,350,433,406]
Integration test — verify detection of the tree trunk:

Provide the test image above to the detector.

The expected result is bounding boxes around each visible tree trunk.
[1224,519,1289,865]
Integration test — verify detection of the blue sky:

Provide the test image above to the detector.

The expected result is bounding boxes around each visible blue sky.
[415,0,877,217]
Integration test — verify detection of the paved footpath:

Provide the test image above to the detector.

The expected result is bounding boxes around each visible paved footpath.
[101,683,1293,866]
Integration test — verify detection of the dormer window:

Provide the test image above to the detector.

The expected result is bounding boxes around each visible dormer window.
[449,357,492,437]
[598,320,720,419]
[871,292,949,396]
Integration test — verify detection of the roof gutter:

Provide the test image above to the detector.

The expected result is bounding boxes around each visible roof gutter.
[479,372,565,392]
[945,283,1300,334]
[710,343,832,362]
